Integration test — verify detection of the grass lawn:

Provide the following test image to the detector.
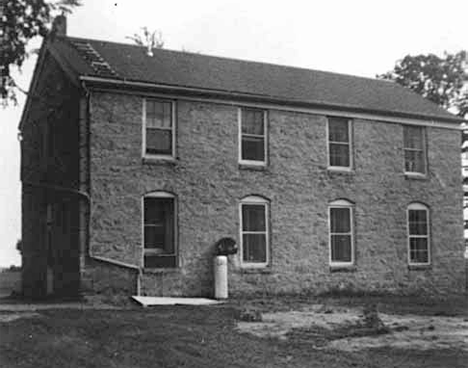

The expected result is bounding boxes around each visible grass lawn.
[0,294,467,368]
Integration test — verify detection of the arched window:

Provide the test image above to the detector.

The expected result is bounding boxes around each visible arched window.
[328,199,354,266]
[407,203,430,265]
[142,191,177,268]
[239,196,270,267]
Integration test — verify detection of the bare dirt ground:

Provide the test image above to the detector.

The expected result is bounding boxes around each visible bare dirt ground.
[0,294,467,368]
[0,312,40,323]
[237,304,468,352]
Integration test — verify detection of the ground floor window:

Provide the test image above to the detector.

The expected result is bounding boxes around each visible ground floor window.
[240,196,269,267]
[143,192,176,268]
[407,203,430,265]
[329,199,354,266]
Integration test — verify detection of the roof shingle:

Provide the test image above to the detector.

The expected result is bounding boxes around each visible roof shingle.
[49,36,462,123]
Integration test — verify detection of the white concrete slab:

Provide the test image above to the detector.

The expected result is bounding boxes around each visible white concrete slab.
[132,296,222,306]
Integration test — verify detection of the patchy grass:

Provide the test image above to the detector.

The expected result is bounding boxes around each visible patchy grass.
[0,294,467,368]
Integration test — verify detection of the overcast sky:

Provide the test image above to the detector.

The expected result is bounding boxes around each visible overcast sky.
[0,0,467,266]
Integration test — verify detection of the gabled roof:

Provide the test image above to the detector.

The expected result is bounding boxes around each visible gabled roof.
[45,35,463,124]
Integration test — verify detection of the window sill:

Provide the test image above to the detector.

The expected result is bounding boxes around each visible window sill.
[404,172,427,180]
[329,264,356,272]
[238,163,267,171]
[327,167,354,175]
[142,267,180,274]
[408,264,431,271]
[142,156,178,165]
[238,265,272,274]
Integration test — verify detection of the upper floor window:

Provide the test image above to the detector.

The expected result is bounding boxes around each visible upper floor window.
[329,199,354,266]
[403,126,426,174]
[239,196,269,267]
[143,191,177,268]
[328,117,352,169]
[143,99,175,158]
[239,108,267,165]
[407,203,430,265]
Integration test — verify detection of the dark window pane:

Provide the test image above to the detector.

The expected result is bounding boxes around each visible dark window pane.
[242,109,264,135]
[329,118,349,142]
[408,210,427,235]
[146,128,172,155]
[144,198,165,224]
[409,238,429,263]
[242,136,265,161]
[146,100,172,128]
[162,102,172,128]
[404,126,423,149]
[242,233,267,263]
[143,198,174,254]
[404,150,424,173]
[331,234,352,262]
[242,204,266,231]
[144,226,165,249]
[330,207,351,233]
[329,143,350,167]
[146,100,156,115]
[144,255,177,268]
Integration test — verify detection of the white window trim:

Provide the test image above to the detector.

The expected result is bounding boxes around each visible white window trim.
[142,98,176,160]
[141,191,177,268]
[403,126,427,176]
[238,108,268,166]
[407,203,431,266]
[327,117,353,171]
[328,199,355,266]
[239,196,270,268]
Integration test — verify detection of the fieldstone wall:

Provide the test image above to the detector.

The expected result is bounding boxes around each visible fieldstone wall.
[88,91,465,296]
[81,258,139,296]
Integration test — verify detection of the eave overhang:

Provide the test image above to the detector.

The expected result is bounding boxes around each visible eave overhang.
[80,75,465,128]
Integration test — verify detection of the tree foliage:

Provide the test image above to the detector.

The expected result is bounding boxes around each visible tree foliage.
[126,27,164,56]
[0,0,81,105]
[378,51,468,117]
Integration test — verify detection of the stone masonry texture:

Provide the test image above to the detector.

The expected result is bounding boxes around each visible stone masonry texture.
[83,258,139,296]
[88,91,465,297]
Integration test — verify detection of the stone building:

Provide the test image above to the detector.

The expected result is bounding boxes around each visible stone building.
[19,21,466,298]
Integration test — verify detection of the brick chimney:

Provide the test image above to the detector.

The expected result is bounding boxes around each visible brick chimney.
[52,15,67,36]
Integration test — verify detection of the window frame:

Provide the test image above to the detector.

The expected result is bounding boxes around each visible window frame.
[141,191,178,269]
[407,203,431,266]
[327,117,353,171]
[403,125,427,176]
[328,199,355,267]
[142,98,176,160]
[239,196,270,268]
[238,107,268,166]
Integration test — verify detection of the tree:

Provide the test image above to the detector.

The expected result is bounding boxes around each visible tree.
[378,51,468,117]
[15,239,22,253]
[1,0,81,105]
[126,27,164,56]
